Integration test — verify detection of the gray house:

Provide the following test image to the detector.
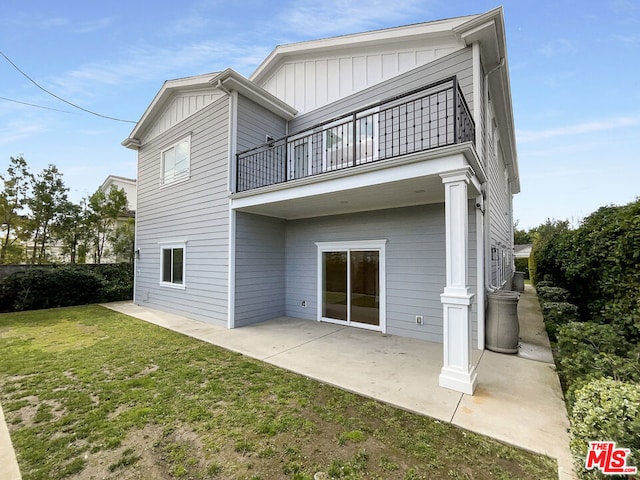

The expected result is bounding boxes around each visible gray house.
[123,7,519,395]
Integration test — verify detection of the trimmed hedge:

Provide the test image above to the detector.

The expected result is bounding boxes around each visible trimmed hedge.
[541,301,579,341]
[569,378,640,479]
[0,263,133,312]
[514,257,530,279]
[537,286,571,303]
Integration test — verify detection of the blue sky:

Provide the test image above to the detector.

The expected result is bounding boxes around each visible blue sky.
[1,0,638,229]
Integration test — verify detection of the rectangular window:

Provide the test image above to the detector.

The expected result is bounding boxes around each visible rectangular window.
[161,136,190,185]
[160,244,185,287]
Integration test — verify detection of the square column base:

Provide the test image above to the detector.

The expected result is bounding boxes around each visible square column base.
[439,365,478,395]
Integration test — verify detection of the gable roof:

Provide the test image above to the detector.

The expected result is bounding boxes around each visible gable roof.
[250,13,477,85]
[122,69,297,149]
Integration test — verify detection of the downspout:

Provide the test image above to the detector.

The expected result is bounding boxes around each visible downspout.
[214,77,237,330]
[484,58,504,294]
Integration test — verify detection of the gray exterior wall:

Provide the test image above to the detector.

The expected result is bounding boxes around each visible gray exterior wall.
[236,94,288,152]
[282,204,477,344]
[134,96,230,326]
[234,212,286,327]
[288,48,474,133]
[486,102,514,288]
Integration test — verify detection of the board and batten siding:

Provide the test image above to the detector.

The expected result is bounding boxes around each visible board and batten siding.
[234,212,286,327]
[283,204,477,344]
[143,90,226,144]
[135,96,230,326]
[287,48,474,135]
[258,38,463,115]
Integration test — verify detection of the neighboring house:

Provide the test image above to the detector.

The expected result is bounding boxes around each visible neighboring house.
[514,244,532,259]
[123,7,519,395]
[97,175,136,263]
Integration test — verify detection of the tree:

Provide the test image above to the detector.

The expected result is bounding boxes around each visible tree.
[0,156,32,264]
[27,165,69,264]
[52,200,86,263]
[110,217,135,263]
[86,186,128,264]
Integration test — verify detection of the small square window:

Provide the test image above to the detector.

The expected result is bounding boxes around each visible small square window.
[161,137,190,185]
[160,244,185,286]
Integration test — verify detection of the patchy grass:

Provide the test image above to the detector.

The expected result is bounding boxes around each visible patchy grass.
[0,306,558,479]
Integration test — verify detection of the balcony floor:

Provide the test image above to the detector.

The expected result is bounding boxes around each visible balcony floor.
[231,143,480,220]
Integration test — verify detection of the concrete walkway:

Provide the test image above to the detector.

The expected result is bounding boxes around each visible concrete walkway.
[0,285,575,480]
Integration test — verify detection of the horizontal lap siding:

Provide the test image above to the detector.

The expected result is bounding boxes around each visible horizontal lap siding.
[285,205,447,343]
[236,95,287,151]
[234,212,286,327]
[288,48,474,134]
[135,96,230,326]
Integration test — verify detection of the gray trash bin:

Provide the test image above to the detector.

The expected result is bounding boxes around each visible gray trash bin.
[513,271,525,292]
[485,291,520,354]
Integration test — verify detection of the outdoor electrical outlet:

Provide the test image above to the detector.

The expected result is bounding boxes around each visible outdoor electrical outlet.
[301,300,307,308]
[415,315,423,325]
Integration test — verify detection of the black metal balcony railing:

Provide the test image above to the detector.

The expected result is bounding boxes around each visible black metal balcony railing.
[236,76,475,193]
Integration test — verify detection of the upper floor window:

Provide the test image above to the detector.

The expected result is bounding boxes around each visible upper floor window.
[161,136,190,185]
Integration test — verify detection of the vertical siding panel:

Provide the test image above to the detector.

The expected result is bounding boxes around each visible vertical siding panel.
[290,48,474,133]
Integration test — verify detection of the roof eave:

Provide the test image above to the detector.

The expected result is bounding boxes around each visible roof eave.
[454,7,520,194]
[211,69,297,120]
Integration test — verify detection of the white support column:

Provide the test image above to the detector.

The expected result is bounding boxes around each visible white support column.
[439,168,477,395]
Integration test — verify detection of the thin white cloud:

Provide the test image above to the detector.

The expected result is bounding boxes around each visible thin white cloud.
[278,0,427,36]
[0,121,47,146]
[610,33,640,46]
[50,41,271,96]
[72,17,113,34]
[517,116,640,143]
[538,38,575,57]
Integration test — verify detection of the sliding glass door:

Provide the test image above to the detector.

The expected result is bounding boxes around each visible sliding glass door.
[317,241,386,331]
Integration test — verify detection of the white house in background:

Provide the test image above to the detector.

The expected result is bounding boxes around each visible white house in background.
[98,175,137,263]
[99,175,137,212]
[122,7,519,395]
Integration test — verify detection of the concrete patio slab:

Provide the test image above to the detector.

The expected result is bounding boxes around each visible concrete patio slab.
[0,404,21,480]
[105,286,575,479]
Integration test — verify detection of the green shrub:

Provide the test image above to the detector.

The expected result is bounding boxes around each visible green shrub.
[556,322,640,406]
[537,286,571,303]
[2,267,105,311]
[0,263,133,311]
[541,301,579,341]
[535,280,554,289]
[91,263,134,302]
[514,257,530,279]
[569,378,640,479]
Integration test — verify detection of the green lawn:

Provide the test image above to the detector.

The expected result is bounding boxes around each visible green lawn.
[0,306,557,479]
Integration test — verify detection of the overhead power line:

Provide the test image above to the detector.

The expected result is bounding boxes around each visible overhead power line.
[0,95,73,113]
[0,49,136,124]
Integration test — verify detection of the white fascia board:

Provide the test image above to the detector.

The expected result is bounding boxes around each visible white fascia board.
[122,72,220,149]
[455,6,520,194]
[250,14,479,84]
[212,69,297,120]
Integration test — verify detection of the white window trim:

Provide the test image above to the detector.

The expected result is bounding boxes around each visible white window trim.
[315,239,387,333]
[160,135,191,187]
[159,241,187,289]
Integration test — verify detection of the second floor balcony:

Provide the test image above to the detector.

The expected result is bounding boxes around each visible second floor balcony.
[236,76,475,193]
